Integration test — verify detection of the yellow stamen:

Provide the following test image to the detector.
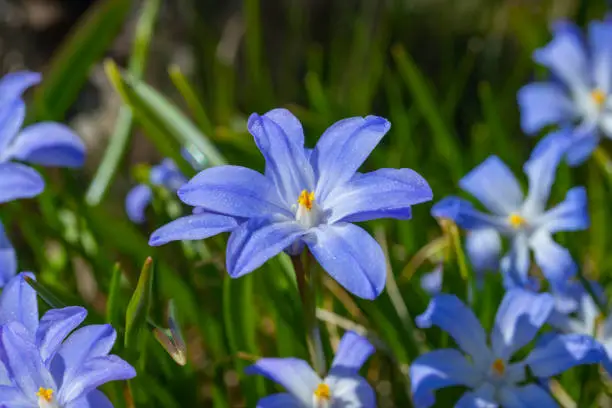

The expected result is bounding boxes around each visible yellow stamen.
[314,383,331,400]
[492,358,505,376]
[297,190,315,211]
[508,213,527,229]
[36,387,54,402]
[592,89,606,106]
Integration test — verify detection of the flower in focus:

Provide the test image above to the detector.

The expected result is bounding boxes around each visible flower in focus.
[0,273,136,407]
[410,290,604,407]
[246,331,376,407]
[518,19,612,166]
[0,71,86,204]
[150,109,432,299]
[432,144,588,289]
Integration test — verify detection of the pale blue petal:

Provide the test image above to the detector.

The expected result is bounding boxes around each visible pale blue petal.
[150,159,186,191]
[178,165,289,218]
[324,168,432,223]
[330,331,374,375]
[431,197,506,230]
[420,265,443,296]
[0,219,17,287]
[566,125,599,166]
[522,143,564,217]
[465,228,501,272]
[537,187,589,233]
[500,234,530,288]
[526,334,604,377]
[64,390,113,408]
[455,383,497,408]
[590,20,612,93]
[0,71,41,106]
[125,184,152,224]
[245,358,319,406]
[255,394,302,408]
[498,384,557,408]
[6,123,85,168]
[530,231,577,287]
[0,272,38,337]
[517,82,575,134]
[311,116,390,201]
[263,108,304,147]
[305,223,386,300]
[0,162,44,203]
[459,156,523,215]
[226,218,305,278]
[326,374,376,407]
[149,213,239,246]
[248,113,314,206]
[491,290,555,360]
[410,349,482,408]
[0,385,31,407]
[416,295,490,366]
[36,307,87,365]
[0,99,25,154]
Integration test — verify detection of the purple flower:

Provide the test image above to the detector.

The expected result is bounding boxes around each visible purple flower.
[0,71,85,204]
[0,220,16,287]
[518,19,612,166]
[411,290,604,407]
[0,273,136,407]
[246,331,375,407]
[150,109,432,299]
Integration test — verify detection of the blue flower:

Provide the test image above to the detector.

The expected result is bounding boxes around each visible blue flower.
[410,290,604,407]
[420,264,443,296]
[246,331,376,407]
[432,144,588,289]
[125,158,187,223]
[0,220,16,287]
[150,109,432,299]
[0,71,86,204]
[518,19,612,166]
[0,273,136,407]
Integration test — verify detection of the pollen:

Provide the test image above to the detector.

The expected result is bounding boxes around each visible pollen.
[298,190,315,211]
[592,89,606,106]
[36,387,54,402]
[314,383,331,400]
[508,213,526,229]
[492,358,505,376]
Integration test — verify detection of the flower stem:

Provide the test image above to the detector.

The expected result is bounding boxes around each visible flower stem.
[291,252,326,376]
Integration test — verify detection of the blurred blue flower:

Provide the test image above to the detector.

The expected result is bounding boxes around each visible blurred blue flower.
[0,71,86,204]
[518,19,612,166]
[150,109,432,299]
[0,273,136,407]
[411,290,604,408]
[0,220,16,287]
[420,264,443,296]
[246,331,376,407]
[432,144,588,289]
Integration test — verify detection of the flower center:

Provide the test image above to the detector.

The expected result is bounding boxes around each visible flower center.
[314,383,331,401]
[298,190,315,211]
[508,213,527,229]
[491,358,505,376]
[295,190,321,229]
[36,387,54,402]
[592,89,607,107]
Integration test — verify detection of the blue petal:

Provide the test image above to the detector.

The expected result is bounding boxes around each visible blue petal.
[589,20,612,92]
[538,187,589,233]
[125,184,152,224]
[226,218,306,278]
[522,141,564,218]
[498,384,557,408]
[416,294,490,366]
[455,383,497,408]
[526,334,604,377]
[178,165,290,218]
[56,355,135,404]
[64,390,113,408]
[465,228,501,272]
[431,197,506,230]
[305,223,386,300]
[329,331,374,375]
[500,234,531,288]
[150,159,186,191]
[409,349,482,408]
[565,127,599,166]
[534,25,590,93]
[326,374,376,407]
[0,71,41,107]
[0,219,17,287]
[248,113,314,206]
[517,82,575,134]
[246,358,319,406]
[6,123,85,168]
[36,307,87,365]
[420,265,443,296]
[255,394,302,408]
[530,231,577,287]
[0,162,44,203]
[459,156,523,215]
[324,168,432,223]
[263,108,304,147]
[490,290,555,360]
[149,213,239,246]
[0,99,25,154]
[0,385,31,406]
[311,116,390,202]
[0,272,38,338]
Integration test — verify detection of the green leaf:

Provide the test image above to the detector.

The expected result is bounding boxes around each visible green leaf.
[106,263,124,326]
[24,276,67,309]
[125,257,154,350]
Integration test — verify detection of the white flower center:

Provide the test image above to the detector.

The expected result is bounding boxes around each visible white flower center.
[37,387,59,408]
[312,383,332,408]
[295,189,322,229]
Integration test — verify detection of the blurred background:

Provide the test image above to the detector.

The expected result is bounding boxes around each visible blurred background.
[2,0,611,406]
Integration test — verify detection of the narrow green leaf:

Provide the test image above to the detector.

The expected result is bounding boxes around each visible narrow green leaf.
[24,276,67,309]
[125,257,154,350]
[106,263,124,325]
[168,65,215,136]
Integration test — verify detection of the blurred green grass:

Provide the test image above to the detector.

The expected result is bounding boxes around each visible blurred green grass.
[4,0,612,406]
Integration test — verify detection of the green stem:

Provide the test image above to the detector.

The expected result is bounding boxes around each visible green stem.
[291,252,326,376]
